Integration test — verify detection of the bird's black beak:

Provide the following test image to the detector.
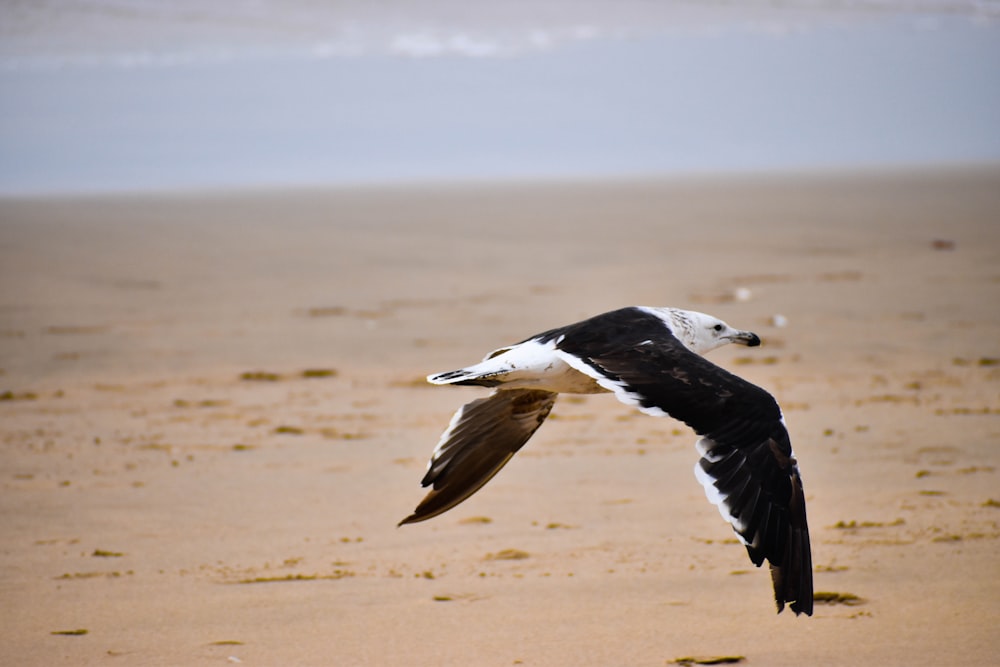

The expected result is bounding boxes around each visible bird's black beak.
[732,330,761,347]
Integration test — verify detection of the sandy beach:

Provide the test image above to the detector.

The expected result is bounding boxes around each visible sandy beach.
[1,168,999,665]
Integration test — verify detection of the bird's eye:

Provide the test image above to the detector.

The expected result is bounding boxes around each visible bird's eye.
[713,324,723,332]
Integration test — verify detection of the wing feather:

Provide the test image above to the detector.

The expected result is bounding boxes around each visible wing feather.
[399,389,557,526]
[552,320,813,616]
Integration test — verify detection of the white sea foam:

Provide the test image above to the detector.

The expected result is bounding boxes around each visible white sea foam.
[1,1,998,195]
[2,0,998,71]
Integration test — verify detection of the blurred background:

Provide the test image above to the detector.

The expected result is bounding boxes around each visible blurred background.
[1,0,999,196]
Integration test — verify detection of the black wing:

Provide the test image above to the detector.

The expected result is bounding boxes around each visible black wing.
[399,389,557,526]
[553,311,813,616]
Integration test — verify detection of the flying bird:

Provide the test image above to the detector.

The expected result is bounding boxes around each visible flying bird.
[400,306,813,615]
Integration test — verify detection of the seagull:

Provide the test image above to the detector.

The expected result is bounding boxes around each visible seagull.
[400,306,813,616]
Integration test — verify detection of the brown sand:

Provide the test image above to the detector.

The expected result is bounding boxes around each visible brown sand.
[1,168,999,666]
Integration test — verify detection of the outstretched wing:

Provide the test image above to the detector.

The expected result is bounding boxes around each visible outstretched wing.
[553,321,813,616]
[399,389,557,526]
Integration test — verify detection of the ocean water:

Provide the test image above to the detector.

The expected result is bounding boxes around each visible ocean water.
[1,1,999,195]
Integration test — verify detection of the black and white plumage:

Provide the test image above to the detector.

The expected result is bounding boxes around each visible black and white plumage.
[400,306,813,616]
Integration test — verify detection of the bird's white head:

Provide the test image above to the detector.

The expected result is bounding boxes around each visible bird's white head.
[663,308,762,356]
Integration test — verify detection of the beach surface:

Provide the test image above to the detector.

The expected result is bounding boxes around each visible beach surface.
[1,168,999,665]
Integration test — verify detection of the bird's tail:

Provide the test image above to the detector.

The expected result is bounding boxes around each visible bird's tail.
[427,366,503,387]
[427,346,517,387]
